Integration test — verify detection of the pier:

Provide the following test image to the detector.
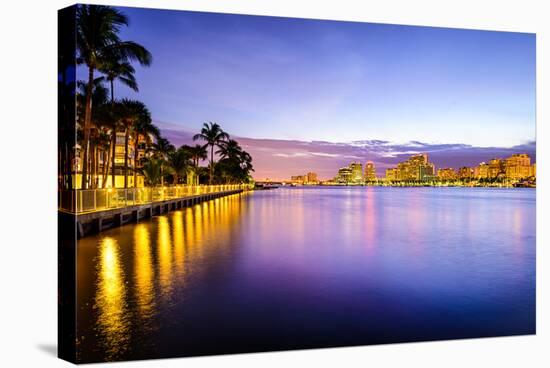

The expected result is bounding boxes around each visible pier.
[58,184,251,237]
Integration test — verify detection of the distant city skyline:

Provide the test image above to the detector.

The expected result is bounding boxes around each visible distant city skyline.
[77,6,536,180]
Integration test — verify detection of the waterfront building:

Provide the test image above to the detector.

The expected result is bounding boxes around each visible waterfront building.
[458,167,473,179]
[364,161,377,181]
[306,172,319,184]
[385,168,398,181]
[475,162,489,179]
[335,166,353,183]
[386,153,436,181]
[488,158,504,178]
[72,131,148,188]
[350,162,363,183]
[505,153,532,179]
[291,175,306,184]
[437,168,457,180]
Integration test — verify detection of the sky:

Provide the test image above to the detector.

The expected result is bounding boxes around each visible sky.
[78,6,536,180]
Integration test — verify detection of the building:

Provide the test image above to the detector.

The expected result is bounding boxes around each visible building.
[474,162,489,179]
[505,153,532,179]
[306,172,319,184]
[385,153,436,181]
[335,166,353,184]
[349,162,363,183]
[385,168,398,181]
[487,158,504,178]
[437,168,457,180]
[458,167,473,179]
[364,161,377,181]
[291,175,306,184]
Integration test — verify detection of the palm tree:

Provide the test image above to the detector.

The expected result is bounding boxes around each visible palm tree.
[216,139,244,160]
[76,4,152,189]
[133,118,160,188]
[193,122,229,184]
[100,58,140,189]
[141,158,163,187]
[152,137,175,186]
[180,144,207,185]
[117,99,151,189]
[167,148,193,185]
[77,79,109,188]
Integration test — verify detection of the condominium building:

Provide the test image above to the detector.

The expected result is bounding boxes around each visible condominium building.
[386,153,435,181]
[349,162,363,183]
[437,167,457,180]
[364,161,377,181]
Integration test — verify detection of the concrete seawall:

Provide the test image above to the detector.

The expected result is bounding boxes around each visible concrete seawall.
[59,189,244,238]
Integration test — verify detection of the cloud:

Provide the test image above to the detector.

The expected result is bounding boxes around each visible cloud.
[156,121,536,180]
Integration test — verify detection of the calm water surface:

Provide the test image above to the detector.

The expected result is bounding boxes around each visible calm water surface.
[76,187,535,362]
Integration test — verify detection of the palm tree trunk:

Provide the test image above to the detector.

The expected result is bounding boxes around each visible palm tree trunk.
[81,66,94,189]
[124,128,129,189]
[111,130,117,188]
[210,145,214,185]
[134,133,139,188]
[90,141,96,189]
[110,79,116,189]
[102,145,109,188]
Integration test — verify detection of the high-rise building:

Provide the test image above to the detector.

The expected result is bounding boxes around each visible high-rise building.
[335,167,353,183]
[291,175,306,184]
[475,162,489,179]
[385,153,435,181]
[488,158,504,178]
[306,172,318,184]
[458,167,473,179]
[349,162,363,183]
[437,168,457,180]
[385,168,398,181]
[364,161,377,181]
[505,153,531,179]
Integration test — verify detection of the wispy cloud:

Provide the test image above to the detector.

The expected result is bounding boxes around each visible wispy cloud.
[158,121,536,181]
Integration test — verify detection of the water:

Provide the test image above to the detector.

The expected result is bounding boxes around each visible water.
[76,187,536,363]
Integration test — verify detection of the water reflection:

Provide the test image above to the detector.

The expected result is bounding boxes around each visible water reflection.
[157,216,173,298]
[76,189,535,363]
[134,224,155,322]
[94,237,130,359]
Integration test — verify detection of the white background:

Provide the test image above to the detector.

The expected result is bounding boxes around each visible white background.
[0,0,547,366]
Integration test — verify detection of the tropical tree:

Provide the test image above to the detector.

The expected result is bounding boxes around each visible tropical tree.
[76,4,152,188]
[167,148,193,185]
[152,137,175,186]
[193,122,229,184]
[141,158,163,186]
[76,78,109,188]
[132,116,159,188]
[179,144,206,185]
[117,99,151,188]
[100,57,141,188]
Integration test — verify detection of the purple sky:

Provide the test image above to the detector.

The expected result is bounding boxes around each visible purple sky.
[78,6,536,180]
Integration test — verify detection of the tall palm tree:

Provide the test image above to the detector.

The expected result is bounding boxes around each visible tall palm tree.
[76,4,152,188]
[193,122,229,184]
[133,118,160,188]
[100,58,140,189]
[117,99,151,189]
[77,79,109,188]
[152,137,175,186]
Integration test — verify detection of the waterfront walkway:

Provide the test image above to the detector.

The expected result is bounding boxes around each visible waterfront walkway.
[58,184,251,237]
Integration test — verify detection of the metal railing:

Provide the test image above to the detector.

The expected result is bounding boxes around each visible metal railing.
[58,184,252,214]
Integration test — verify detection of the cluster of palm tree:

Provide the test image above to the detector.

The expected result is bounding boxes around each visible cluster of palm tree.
[59,5,254,190]
[140,122,254,187]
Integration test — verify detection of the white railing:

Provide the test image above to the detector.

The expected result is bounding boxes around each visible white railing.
[58,184,251,213]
